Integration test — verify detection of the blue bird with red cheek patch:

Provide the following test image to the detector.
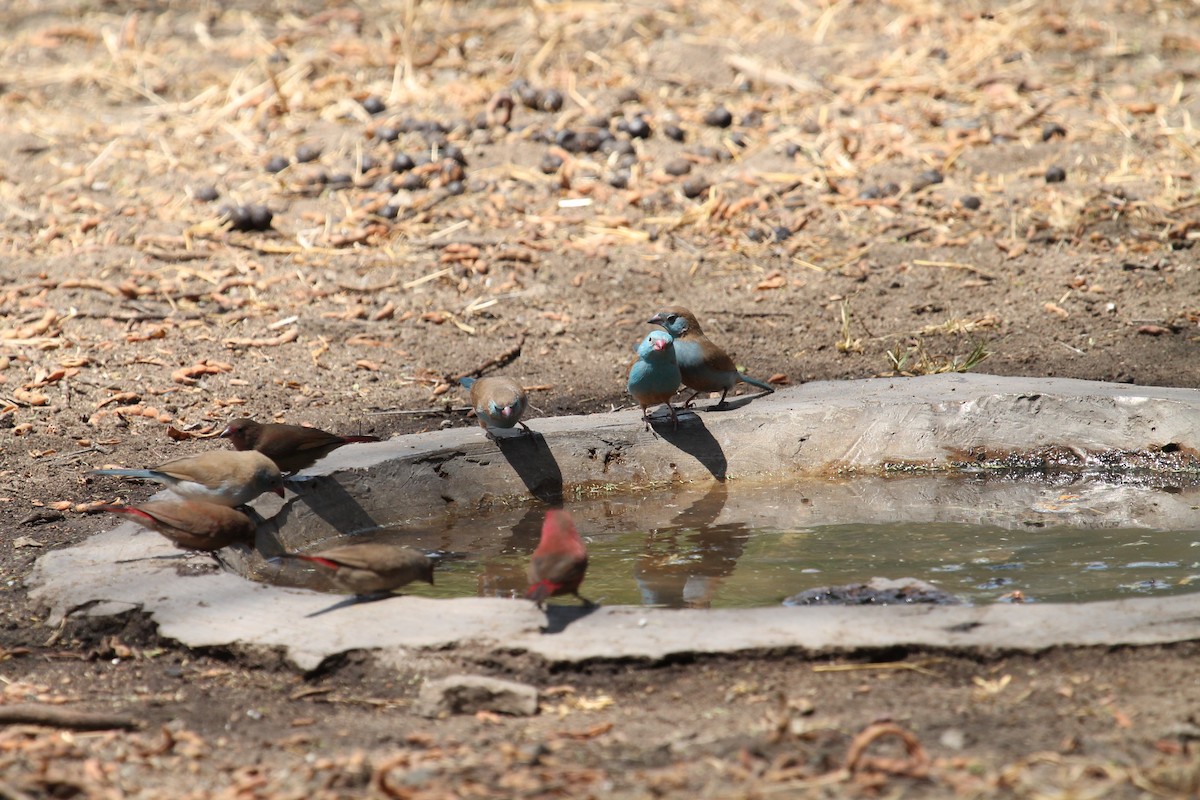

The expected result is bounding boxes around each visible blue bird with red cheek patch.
[627,330,682,430]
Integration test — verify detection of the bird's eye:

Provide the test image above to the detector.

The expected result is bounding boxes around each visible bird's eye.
[667,315,677,324]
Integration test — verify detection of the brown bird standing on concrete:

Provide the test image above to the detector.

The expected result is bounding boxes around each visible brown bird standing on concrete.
[459,376,531,437]
[526,509,591,607]
[221,418,380,473]
[99,500,256,551]
[647,306,775,407]
[294,542,435,596]
[88,450,284,507]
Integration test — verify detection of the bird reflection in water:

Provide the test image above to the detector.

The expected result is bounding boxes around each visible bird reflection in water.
[635,482,749,608]
[475,506,546,599]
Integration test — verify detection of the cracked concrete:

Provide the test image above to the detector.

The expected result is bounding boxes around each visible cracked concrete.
[29,374,1200,670]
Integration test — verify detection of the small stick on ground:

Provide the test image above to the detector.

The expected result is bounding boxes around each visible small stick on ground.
[0,704,141,731]
[448,332,527,383]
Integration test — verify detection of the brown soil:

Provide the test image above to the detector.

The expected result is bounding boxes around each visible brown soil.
[3,1,1200,796]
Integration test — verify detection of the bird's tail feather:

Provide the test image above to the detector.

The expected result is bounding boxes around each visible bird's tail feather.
[458,377,477,389]
[738,373,775,392]
[87,468,155,479]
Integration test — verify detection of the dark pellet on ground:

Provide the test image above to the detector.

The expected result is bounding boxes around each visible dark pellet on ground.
[663,158,691,176]
[361,95,386,115]
[556,128,603,153]
[607,171,629,189]
[220,204,273,231]
[741,110,763,127]
[664,124,685,142]
[1045,165,1066,183]
[445,180,465,196]
[1042,123,1067,141]
[912,169,944,191]
[960,195,982,210]
[859,185,882,200]
[358,154,379,172]
[193,185,219,202]
[443,144,467,165]
[681,177,709,198]
[515,81,540,109]
[746,228,765,242]
[626,117,652,138]
[881,182,900,196]
[785,142,802,158]
[375,126,400,142]
[929,46,949,60]
[328,173,353,188]
[391,153,415,173]
[378,204,400,220]
[540,89,564,112]
[773,226,792,242]
[264,155,290,173]
[727,131,749,148]
[540,153,564,174]
[703,106,733,127]
[295,145,321,163]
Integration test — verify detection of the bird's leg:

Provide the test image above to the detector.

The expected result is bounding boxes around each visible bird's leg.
[714,388,730,408]
[575,592,597,608]
[682,389,701,409]
[641,407,652,432]
[518,421,534,435]
[667,403,679,430]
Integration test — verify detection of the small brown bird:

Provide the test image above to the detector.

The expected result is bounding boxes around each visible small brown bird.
[648,306,775,407]
[294,542,435,595]
[221,418,380,473]
[526,509,591,607]
[99,500,256,551]
[459,376,531,437]
[88,450,284,507]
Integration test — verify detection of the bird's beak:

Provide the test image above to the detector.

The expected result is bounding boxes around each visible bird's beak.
[647,313,664,325]
[652,337,668,351]
[273,486,286,497]
[218,425,232,439]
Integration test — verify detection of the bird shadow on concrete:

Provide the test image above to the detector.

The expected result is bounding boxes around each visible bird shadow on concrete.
[656,412,728,482]
[692,389,772,413]
[494,431,564,506]
[540,601,599,634]
[304,591,397,618]
[260,476,383,555]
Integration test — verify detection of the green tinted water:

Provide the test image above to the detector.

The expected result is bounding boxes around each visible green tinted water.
[262,475,1200,608]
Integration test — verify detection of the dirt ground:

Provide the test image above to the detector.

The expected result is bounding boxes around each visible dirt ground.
[4,0,1200,796]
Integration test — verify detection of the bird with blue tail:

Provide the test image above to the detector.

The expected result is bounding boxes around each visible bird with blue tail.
[87,450,285,507]
[627,330,682,430]
[459,376,531,438]
[647,306,775,408]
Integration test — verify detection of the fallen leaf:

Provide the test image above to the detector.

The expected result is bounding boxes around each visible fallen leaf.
[756,271,787,290]
[1043,302,1069,319]
[557,721,614,740]
[173,360,233,385]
